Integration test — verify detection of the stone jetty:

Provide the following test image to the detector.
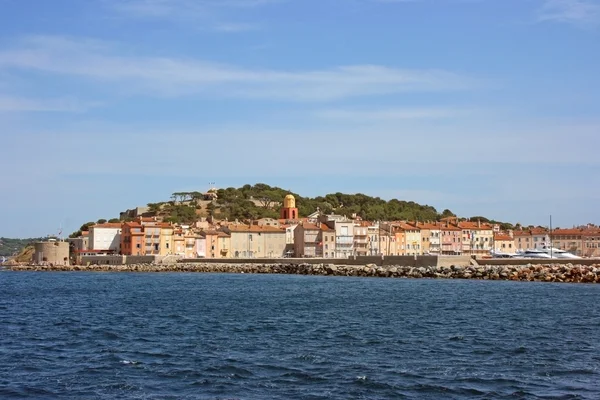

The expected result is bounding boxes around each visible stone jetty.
[6,262,600,283]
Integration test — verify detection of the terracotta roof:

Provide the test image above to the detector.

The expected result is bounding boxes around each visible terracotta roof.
[494,234,513,241]
[512,230,531,237]
[227,224,285,233]
[320,223,333,232]
[530,228,549,235]
[458,221,493,230]
[552,228,584,235]
[299,222,320,230]
[440,224,461,231]
[91,223,122,229]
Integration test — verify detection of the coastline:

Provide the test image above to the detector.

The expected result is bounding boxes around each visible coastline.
[5,262,600,283]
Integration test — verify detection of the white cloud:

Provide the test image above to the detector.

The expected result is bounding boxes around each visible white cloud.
[0,96,97,112]
[317,107,472,121]
[537,0,600,27]
[108,0,281,31]
[0,35,473,101]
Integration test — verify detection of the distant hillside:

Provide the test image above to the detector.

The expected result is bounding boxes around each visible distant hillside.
[143,183,459,224]
[0,237,43,257]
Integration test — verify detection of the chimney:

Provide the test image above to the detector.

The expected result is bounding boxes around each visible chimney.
[478,219,481,228]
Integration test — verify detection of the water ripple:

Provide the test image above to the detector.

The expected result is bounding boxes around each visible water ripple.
[1,272,600,399]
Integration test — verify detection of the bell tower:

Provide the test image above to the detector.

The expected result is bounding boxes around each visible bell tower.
[280,194,299,220]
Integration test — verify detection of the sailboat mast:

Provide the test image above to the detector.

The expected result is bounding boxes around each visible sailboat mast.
[550,215,553,259]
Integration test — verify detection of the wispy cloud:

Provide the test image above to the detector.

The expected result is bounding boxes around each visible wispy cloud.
[0,35,474,101]
[108,0,281,31]
[317,107,472,121]
[537,0,600,27]
[0,96,97,112]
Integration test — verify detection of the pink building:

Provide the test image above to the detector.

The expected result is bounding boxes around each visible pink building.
[441,223,462,255]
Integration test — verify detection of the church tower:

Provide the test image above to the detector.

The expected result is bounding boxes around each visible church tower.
[280,194,299,220]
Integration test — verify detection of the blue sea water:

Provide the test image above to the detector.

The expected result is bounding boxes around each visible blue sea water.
[1,272,600,399]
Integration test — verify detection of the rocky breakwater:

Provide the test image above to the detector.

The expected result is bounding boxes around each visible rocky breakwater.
[7,262,600,283]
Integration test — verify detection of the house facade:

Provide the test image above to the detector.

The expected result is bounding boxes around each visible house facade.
[89,223,122,252]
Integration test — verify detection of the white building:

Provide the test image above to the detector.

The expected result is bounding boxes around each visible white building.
[88,223,122,252]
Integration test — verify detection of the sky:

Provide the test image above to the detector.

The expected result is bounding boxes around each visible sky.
[0,0,599,237]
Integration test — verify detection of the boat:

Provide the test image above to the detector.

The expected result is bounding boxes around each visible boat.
[490,250,518,258]
[539,246,581,259]
[515,249,553,259]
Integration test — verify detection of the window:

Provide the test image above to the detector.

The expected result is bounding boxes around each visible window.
[136,244,140,248]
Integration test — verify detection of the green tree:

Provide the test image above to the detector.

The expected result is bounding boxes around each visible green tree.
[108,218,120,223]
[97,219,107,224]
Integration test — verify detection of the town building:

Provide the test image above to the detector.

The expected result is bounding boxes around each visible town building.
[493,233,514,253]
[224,224,287,258]
[294,222,321,257]
[353,224,369,256]
[88,223,122,252]
[321,223,336,258]
[441,223,462,255]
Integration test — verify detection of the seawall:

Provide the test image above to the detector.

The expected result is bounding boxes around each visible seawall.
[7,262,600,283]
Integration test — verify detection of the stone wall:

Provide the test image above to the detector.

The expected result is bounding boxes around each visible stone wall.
[9,262,600,283]
[178,255,470,267]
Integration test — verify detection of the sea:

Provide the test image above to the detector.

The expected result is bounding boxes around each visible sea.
[1,272,600,399]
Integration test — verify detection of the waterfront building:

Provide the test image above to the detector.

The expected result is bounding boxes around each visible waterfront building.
[493,233,514,253]
[552,228,584,256]
[531,228,550,250]
[379,224,397,256]
[321,223,336,258]
[202,230,231,258]
[294,222,321,257]
[88,223,122,252]
[441,223,462,255]
[417,222,441,255]
[399,222,422,256]
[67,234,89,253]
[225,224,287,258]
[458,221,494,256]
[367,224,380,256]
[582,229,600,258]
[513,230,533,251]
[321,215,354,259]
[120,222,144,255]
[353,224,369,256]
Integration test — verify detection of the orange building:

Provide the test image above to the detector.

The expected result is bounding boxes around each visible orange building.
[121,222,144,255]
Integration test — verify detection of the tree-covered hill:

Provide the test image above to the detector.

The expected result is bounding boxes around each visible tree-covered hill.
[0,237,44,257]
[140,183,453,224]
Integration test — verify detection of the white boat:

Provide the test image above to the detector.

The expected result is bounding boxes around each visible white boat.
[539,246,581,259]
[516,249,553,259]
[490,250,518,258]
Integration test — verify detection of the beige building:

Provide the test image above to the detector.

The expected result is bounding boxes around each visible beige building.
[225,224,287,258]
[379,224,397,256]
[493,234,514,253]
[513,230,533,251]
[458,221,494,255]
[400,223,422,256]
[353,224,369,256]
[367,224,380,256]
[294,222,321,257]
[552,228,584,256]
[203,230,231,258]
[321,223,336,258]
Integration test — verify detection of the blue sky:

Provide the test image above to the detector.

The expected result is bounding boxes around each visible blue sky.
[1,0,599,237]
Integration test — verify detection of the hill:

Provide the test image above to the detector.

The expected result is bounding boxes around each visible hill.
[0,237,43,257]
[143,183,456,224]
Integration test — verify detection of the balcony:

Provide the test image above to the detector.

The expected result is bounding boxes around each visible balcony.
[336,236,353,244]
